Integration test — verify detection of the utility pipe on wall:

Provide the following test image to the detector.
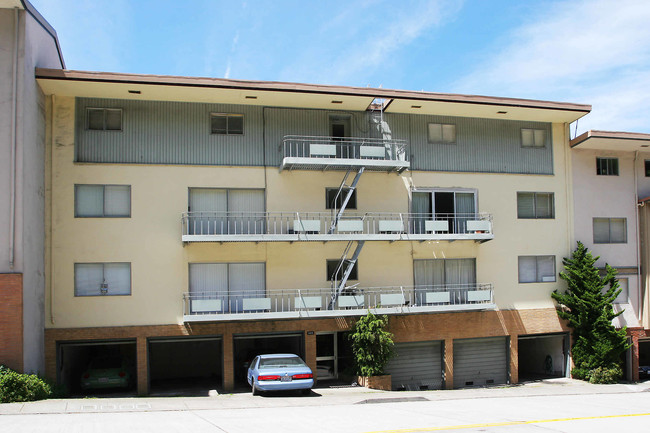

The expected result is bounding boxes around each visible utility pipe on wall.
[9,7,19,269]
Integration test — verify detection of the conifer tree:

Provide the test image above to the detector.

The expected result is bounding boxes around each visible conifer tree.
[552,242,630,382]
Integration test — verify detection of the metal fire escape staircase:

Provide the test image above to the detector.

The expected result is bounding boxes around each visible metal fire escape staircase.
[328,240,365,309]
[328,167,364,234]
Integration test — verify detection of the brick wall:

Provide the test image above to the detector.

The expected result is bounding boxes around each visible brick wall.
[45,308,568,393]
[0,273,23,372]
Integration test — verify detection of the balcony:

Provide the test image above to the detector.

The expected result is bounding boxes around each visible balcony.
[181,212,494,243]
[280,135,409,172]
[182,284,495,322]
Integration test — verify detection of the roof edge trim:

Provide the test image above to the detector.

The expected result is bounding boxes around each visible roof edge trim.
[36,68,593,114]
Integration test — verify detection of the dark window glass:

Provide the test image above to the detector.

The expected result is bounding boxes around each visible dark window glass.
[326,188,357,210]
[596,157,619,175]
[327,259,358,281]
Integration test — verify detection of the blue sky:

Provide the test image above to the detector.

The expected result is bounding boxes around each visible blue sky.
[31,0,650,134]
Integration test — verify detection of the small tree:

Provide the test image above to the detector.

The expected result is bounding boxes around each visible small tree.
[551,242,630,382]
[349,311,394,377]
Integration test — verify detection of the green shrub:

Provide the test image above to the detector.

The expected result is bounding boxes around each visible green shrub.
[349,311,394,377]
[588,366,622,384]
[0,366,52,403]
[571,367,590,381]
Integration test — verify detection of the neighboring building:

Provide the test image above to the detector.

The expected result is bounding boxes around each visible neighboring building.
[570,130,650,381]
[0,0,64,374]
[35,68,591,394]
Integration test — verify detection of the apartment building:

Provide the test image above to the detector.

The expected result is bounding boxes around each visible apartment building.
[570,130,650,380]
[33,68,592,395]
[0,0,64,374]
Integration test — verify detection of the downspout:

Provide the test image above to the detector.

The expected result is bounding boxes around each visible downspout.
[9,7,20,269]
[49,95,55,324]
[634,151,642,314]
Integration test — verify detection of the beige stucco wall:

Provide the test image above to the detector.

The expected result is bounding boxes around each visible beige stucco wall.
[46,97,573,329]
[571,148,650,325]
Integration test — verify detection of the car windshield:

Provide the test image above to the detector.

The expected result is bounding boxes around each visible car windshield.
[259,357,305,369]
[90,357,121,369]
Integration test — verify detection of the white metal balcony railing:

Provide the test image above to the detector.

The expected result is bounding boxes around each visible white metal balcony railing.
[182,284,495,322]
[281,135,410,172]
[181,211,493,242]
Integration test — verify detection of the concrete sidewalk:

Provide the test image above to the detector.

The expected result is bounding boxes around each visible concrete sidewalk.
[2,378,650,416]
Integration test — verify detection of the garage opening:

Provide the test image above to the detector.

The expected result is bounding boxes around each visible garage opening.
[233,333,304,388]
[454,337,508,388]
[518,333,568,381]
[385,341,443,390]
[148,336,222,396]
[57,339,136,396]
[639,339,650,381]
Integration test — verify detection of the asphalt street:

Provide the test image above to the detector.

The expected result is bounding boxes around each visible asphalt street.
[1,378,650,432]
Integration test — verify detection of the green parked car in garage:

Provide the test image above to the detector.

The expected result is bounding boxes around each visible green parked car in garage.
[80,357,131,391]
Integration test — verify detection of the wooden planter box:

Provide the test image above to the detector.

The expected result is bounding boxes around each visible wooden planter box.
[357,374,392,391]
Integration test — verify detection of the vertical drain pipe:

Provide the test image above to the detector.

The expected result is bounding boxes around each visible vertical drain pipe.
[9,7,19,269]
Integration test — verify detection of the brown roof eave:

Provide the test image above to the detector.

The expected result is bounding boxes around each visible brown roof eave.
[571,130,650,147]
[36,68,593,114]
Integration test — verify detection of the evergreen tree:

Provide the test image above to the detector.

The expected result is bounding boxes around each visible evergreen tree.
[552,242,630,382]
[349,311,394,377]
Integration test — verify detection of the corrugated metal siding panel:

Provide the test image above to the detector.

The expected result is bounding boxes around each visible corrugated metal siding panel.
[75,98,264,166]
[385,341,443,390]
[453,337,507,388]
[409,115,553,174]
[263,108,377,166]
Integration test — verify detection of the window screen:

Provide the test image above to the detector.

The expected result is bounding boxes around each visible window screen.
[427,123,456,144]
[517,192,554,219]
[75,185,131,217]
[518,256,556,283]
[593,218,626,243]
[326,188,357,209]
[327,259,358,281]
[75,263,131,296]
[596,158,619,175]
[645,160,650,177]
[210,113,244,135]
[521,129,545,147]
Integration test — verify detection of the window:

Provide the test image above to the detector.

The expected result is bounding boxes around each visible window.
[645,160,650,177]
[210,113,244,135]
[517,192,554,219]
[187,188,265,235]
[427,123,456,144]
[75,185,131,217]
[596,157,619,175]
[518,256,556,283]
[327,259,358,282]
[414,258,476,286]
[74,263,131,296]
[326,188,357,210]
[593,218,627,243]
[521,129,545,148]
[86,108,122,131]
[189,263,265,313]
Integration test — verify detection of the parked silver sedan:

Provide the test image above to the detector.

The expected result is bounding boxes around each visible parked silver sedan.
[247,354,314,395]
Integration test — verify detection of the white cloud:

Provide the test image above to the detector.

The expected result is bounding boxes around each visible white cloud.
[279,0,464,85]
[452,0,650,133]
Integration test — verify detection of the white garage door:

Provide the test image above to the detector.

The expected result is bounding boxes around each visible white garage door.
[454,337,507,388]
[385,341,443,390]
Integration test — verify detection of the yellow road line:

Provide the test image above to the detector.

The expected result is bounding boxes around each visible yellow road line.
[363,412,650,433]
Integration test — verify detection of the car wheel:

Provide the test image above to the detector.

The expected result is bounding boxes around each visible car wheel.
[301,388,311,396]
[252,383,259,396]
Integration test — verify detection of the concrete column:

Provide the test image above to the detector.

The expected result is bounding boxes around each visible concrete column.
[223,332,234,391]
[136,336,148,396]
[444,339,454,390]
[304,331,317,379]
[509,335,519,384]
